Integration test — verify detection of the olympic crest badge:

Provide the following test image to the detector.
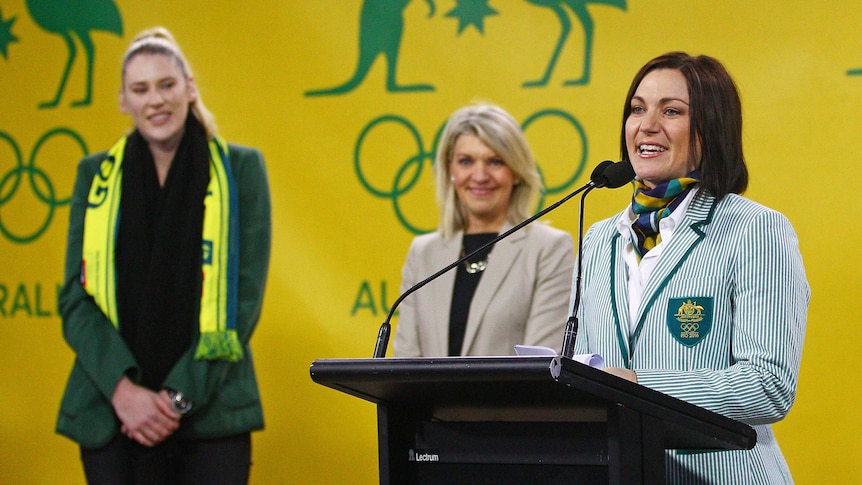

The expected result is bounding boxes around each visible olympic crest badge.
[666,297,713,347]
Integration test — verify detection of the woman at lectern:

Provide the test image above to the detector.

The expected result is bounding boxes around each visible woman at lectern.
[393,103,575,357]
[56,26,271,484]
[572,52,809,483]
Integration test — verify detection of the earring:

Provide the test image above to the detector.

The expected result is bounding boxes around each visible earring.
[450,176,455,182]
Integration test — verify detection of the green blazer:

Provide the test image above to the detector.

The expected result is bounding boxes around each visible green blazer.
[56,143,271,449]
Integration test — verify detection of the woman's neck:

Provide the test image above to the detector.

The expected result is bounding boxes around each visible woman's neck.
[465,217,504,234]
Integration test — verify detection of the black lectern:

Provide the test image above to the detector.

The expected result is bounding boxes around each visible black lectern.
[309,356,756,485]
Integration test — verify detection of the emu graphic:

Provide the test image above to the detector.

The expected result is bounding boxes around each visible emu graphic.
[305,0,436,97]
[26,0,123,108]
[524,0,627,87]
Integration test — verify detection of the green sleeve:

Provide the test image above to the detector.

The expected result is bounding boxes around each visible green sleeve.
[59,154,139,399]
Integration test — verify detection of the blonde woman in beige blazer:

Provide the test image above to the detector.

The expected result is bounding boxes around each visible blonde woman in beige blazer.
[393,104,574,357]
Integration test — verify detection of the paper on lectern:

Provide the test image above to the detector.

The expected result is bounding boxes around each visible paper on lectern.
[513,344,605,369]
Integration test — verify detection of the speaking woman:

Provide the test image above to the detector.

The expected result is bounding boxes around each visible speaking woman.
[573,52,809,484]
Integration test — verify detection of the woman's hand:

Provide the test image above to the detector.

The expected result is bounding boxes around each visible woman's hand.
[604,367,638,383]
[111,376,181,447]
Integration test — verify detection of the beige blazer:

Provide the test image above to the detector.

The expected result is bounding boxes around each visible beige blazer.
[393,222,574,357]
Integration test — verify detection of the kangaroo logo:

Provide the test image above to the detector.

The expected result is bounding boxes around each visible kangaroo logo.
[25,0,123,109]
[305,0,437,96]
[305,0,626,96]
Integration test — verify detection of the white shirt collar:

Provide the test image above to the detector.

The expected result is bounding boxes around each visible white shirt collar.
[616,186,700,243]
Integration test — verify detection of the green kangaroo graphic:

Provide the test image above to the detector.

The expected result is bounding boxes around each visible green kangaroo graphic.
[305,0,435,97]
[26,0,123,108]
[524,0,626,87]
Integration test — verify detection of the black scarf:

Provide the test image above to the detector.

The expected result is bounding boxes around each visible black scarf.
[116,115,211,389]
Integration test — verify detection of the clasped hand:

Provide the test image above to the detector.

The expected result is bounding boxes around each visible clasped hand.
[111,376,181,447]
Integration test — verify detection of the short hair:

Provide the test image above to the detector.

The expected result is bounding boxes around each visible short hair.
[435,104,542,239]
[121,26,218,137]
[620,52,747,199]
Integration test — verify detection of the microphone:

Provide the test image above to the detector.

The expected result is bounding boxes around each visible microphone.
[594,159,636,189]
[372,160,631,358]
[559,160,635,359]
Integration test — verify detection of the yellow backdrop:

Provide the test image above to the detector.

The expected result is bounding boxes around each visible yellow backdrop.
[0,0,858,482]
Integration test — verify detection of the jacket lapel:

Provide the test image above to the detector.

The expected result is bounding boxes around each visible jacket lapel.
[631,193,716,346]
[431,235,461,356]
[608,232,633,366]
[461,224,523,354]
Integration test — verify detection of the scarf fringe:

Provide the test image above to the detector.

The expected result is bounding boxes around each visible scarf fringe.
[195,331,244,362]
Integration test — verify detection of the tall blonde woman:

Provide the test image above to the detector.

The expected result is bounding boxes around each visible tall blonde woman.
[57,27,271,484]
[393,104,574,357]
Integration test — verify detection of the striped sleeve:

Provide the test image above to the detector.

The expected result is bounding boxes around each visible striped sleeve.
[636,204,809,424]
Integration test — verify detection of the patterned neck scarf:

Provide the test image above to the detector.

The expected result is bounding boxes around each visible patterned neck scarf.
[630,171,700,261]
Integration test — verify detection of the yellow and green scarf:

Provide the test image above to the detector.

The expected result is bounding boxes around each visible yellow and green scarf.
[630,171,700,261]
[81,134,243,363]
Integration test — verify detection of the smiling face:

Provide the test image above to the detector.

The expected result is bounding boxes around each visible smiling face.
[625,68,699,188]
[120,52,197,152]
[448,134,517,233]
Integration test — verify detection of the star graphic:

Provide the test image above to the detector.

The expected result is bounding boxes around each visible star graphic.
[0,8,19,60]
[445,0,498,35]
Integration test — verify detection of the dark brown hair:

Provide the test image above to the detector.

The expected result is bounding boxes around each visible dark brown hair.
[620,52,747,199]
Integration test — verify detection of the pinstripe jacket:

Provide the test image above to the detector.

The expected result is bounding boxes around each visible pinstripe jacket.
[573,192,809,484]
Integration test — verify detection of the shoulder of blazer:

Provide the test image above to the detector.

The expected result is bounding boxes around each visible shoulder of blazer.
[78,150,109,172]
[685,192,774,231]
[517,223,574,252]
[225,142,265,175]
[585,209,626,243]
[497,221,568,248]
[226,142,262,160]
[409,231,449,253]
[406,232,461,270]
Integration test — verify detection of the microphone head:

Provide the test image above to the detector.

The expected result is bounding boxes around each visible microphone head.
[595,160,635,189]
[589,160,615,186]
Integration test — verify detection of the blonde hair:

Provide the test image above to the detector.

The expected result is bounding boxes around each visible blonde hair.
[435,104,542,239]
[121,26,218,137]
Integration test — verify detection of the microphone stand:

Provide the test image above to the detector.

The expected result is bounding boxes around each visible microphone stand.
[372,177,602,358]
[559,186,593,359]
[559,160,635,358]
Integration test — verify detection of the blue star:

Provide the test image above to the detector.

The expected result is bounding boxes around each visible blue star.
[0,7,19,60]
[446,0,498,35]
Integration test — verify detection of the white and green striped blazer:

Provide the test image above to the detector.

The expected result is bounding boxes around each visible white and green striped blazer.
[573,192,810,484]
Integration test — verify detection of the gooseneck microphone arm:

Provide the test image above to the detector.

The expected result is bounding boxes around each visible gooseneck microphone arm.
[559,186,593,358]
[372,160,617,358]
[560,160,636,359]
